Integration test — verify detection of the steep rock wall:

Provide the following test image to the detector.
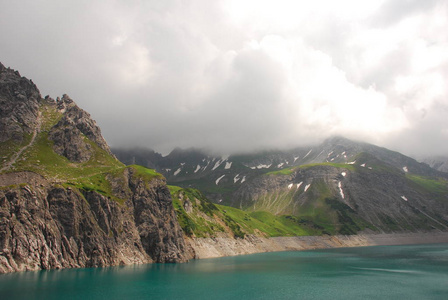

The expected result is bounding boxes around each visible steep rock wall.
[0,171,193,274]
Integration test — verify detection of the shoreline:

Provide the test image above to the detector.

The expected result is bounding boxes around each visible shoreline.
[188,231,448,259]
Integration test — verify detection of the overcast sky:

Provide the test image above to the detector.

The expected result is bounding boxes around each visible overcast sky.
[1,0,447,157]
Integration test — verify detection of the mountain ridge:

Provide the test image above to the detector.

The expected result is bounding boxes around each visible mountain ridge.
[0,62,194,273]
[1,62,448,273]
[114,137,448,234]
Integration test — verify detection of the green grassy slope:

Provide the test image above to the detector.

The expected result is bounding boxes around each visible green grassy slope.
[169,186,329,238]
[1,101,124,180]
[1,100,165,207]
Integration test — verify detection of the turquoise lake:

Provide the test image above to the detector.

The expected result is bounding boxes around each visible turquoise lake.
[1,243,447,299]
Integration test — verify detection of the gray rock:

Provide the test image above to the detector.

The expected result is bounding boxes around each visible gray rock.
[49,94,115,162]
[0,169,194,274]
[0,63,194,273]
[0,63,40,143]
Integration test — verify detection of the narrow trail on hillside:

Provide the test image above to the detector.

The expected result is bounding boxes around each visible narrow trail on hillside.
[1,111,42,172]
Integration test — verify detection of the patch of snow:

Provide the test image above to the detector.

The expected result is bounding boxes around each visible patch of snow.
[304,149,312,159]
[218,199,223,203]
[296,182,303,189]
[234,174,240,183]
[338,181,345,199]
[277,162,284,168]
[180,162,185,166]
[341,172,347,177]
[403,166,408,173]
[341,151,346,155]
[288,183,293,189]
[331,158,335,161]
[256,164,272,169]
[212,159,223,170]
[241,176,246,184]
[361,163,366,167]
[174,168,181,176]
[225,162,232,169]
[401,195,408,201]
[368,167,372,170]
[347,161,356,165]
[194,165,201,173]
[250,166,256,170]
[215,175,225,185]
[304,184,311,192]
[327,151,334,157]
[165,168,171,172]
[293,156,299,162]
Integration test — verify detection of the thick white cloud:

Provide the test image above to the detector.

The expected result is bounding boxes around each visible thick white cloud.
[1,0,447,156]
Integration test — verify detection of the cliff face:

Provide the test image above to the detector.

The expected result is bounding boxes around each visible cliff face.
[0,63,40,143]
[0,63,193,273]
[0,170,193,274]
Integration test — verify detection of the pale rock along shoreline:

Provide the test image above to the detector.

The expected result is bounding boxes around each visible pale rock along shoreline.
[188,232,448,259]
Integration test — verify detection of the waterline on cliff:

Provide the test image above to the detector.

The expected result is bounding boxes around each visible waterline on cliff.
[0,243,447,300]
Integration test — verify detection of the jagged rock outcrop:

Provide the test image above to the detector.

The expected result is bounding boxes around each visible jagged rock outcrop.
[0,63,194,273]
[0,63,40,143]
[49,94,115,162]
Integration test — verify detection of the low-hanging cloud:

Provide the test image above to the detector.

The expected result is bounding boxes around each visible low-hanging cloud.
[1,0,447,157]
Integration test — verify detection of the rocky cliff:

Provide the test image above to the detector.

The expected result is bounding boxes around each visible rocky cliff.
[0,63,193,273]
[0,63,40,144]
[0,169,193,273]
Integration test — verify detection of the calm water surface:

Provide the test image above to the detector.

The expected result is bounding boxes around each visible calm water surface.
[1,243,447,300]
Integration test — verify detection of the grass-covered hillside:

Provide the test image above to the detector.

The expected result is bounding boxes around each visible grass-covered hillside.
[231,153,448,233]
[1,98,123,180]
[0,95,170,207]
[170,186,336,238]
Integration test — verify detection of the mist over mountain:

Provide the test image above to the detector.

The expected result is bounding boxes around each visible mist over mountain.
[0,62,193,273]
[421,156,448,173]
[1,60,448,275]
[113,135,448,234]
[2,1,448,157]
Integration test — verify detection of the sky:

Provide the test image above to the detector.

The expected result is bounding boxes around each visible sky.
[1,0,448,157]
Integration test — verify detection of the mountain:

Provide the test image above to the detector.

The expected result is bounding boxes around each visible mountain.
[0,63,193,273]
[114,138,448,234]
[2,61,447,273]
[168,186,323,239]
[114,136,447,202]
[421,156,448,173]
